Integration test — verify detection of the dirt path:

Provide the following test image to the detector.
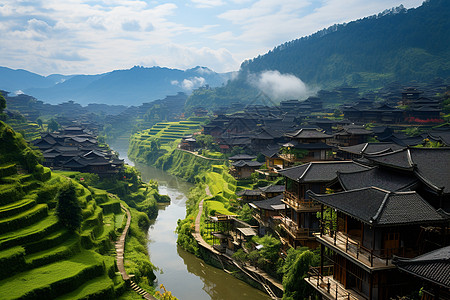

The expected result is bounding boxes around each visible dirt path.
[116,203,156,300]
[192,185,217,252]
[177,149,226,161]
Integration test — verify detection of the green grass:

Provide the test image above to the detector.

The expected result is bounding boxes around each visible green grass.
[0,214,60,250]
[205,201,235,216]
[55,274,115,300]
[0,250,105,299]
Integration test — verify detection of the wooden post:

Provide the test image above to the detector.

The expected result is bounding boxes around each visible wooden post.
[320,204,324,237]
[320,244,324,274]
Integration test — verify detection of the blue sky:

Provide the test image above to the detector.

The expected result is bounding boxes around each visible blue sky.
[0,0,424,75]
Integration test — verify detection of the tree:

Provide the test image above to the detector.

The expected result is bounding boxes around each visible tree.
[36,118,43,130]
[56,182,82,232]
[47,119,59,132]
[0,92,6,114]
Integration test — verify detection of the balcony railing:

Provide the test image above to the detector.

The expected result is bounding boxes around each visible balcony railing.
[318,223,414,268]
[307,266,363,300]
[283,191,321,211]
[280,216,311,239]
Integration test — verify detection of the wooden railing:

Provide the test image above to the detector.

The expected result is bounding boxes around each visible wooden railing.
[279,216,311,239]
[320,222,410,267]
[308,266,360,300]
[283,191,321,210]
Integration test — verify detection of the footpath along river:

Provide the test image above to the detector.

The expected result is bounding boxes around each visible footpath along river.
[110,138,270,300]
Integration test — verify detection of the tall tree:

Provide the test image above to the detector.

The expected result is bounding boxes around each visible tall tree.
[56,182,82,232]
[0,92,6,114]
[47,119,59,132]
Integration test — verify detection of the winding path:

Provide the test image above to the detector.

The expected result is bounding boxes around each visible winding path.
[176,149,227,162]
[193,186,218,252]
[191,186,283,299]
[116,203,156,300]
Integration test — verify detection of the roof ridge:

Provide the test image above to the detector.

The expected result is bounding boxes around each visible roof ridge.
[371,190,390,224]
[361,143,369,153]
[299,163,312,181]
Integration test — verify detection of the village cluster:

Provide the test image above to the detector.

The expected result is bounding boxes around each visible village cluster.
[178,86,450,300]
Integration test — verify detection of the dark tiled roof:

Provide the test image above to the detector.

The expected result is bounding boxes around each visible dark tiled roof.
[394,246,450,288]
[339,142,404,156]
[338,167,418,192]
[368,148,450,194]
[228,154,256,161]
[237,189,262,197]
[251,195,284,211]
[259,185,285,193]
[308,187,447,226]
[285,128,332,139]
[283,142,332,150]
[335,125,373,136]
[232,160,263,167]
[279,161,369,182]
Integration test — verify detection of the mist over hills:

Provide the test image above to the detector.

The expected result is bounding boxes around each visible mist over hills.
[0,66,233,106]
[240,0,450,89]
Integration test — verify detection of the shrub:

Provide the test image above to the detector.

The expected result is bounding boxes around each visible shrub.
[56,183,82,232]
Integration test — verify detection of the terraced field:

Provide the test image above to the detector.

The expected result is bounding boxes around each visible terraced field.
[0,164,127,299]
[132,119,206,145]
[128,117,208,164]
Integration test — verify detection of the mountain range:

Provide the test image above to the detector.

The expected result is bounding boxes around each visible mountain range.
[0,66,233,106]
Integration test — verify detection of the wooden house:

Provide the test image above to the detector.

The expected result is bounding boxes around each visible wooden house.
[367,148,450,212]
[277,161,370,249]
[230,160,263,179]
[393,246,450,300]
[282,128,333,164]
[332,125,374,147]
[306,187,448,300]
[250,195,285,236]
[261,147,284,170]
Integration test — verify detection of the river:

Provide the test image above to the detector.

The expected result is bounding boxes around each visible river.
[110,138,270,300]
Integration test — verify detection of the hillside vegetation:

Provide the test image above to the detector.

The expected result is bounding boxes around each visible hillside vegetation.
[128,117,207,166]
[241,0,449,88]
[0,121,162,299]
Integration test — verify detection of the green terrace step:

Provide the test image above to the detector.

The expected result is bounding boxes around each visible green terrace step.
[25,235,81,269]
[0,250,106,300]
[0,203,48,235]
[23,228,71,255]
[0,198,36,218]
[55,274,116,300]
[0,246,26,280]
[0,184,24,206]
[0,164,17,178]
[0,215,60,250]
[0,174,33,184]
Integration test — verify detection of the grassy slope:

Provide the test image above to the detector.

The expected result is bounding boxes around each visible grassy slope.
[0,121,160,299]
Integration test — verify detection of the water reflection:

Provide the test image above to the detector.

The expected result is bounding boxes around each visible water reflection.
[109,140,270,299]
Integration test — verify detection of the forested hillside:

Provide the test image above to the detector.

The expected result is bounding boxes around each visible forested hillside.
[240,0,449,89]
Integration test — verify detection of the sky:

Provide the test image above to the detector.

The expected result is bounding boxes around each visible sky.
[0,0,424,76]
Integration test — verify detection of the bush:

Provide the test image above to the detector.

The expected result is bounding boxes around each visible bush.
[56,183,82,232]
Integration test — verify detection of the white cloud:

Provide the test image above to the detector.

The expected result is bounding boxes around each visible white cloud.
[0,0,425,76]
[248,70,316,101]
[190,0,225,8]
[182,77,206,90]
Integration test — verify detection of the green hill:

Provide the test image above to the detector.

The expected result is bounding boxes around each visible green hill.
[240,0,449,89]
[0,121,161,299]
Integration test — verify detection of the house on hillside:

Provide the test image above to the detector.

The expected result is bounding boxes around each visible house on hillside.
[393,246,450,300]
[306,187,448,300]
[282,128,333,165]
[277,161,370,248]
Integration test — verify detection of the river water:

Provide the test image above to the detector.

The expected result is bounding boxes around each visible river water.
[110,139,270,300]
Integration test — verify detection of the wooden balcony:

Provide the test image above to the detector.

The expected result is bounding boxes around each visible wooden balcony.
[283,191,321,212]
[315,230,409,271]
[279,216,312,240]
[306,266,366,300]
